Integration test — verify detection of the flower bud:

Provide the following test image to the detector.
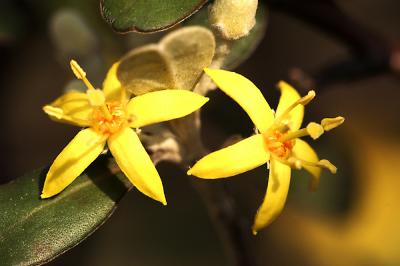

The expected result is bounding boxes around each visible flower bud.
[209,0,258,40]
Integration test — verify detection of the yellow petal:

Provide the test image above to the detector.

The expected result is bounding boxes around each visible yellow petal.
[188,134,270,179]
[128,90,208,128]
[108,127,166,205]
[43,91,92,127]
[41,128,106,198]
[102,62,127,102]
[204,68,274,133]
[252,159,291,234]
[292,139,321,191]
[275,81,304,131]
[87,89,106,107]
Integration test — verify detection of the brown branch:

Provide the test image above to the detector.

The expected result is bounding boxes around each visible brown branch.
[268,0,400,90]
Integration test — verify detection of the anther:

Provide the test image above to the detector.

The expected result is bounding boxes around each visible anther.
[43,106,63,119]
[318,159,337,174]
[44,105,90,125]
[306,122,324,140]
[321,116,345,131]
[70,60,86,80]
[70,59,96,91]
[298,90,316,105]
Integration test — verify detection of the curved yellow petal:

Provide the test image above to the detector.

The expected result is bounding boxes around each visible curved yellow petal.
[252,159,291,234]
[275,81,304,131]
[41,129,106,198]
[188,134,270,179]
[204,68,274,133]
[103,62,127,102]
[128,90,208,128]
[292,139,321,191]
[108,127,166,205]
[43,91,92,127]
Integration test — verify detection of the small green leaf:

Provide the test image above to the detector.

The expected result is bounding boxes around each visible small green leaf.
[118,44,176,95]
[100,0,208,33]
[0,157,131,265]
[117,26,216,95]
[160,26,216,90]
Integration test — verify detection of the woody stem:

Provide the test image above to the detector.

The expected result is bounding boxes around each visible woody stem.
[170,111,257,266]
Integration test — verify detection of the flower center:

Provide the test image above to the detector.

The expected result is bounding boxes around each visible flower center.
[91,102,127,135]
[263,130,295,159]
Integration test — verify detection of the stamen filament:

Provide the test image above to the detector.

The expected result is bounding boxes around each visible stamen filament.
[280,128,309,142]
[100,105,113,120]
[279,122,324,142]
[275,90,316,124]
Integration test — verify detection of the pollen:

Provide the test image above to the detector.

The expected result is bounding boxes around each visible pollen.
[91,102,127,135]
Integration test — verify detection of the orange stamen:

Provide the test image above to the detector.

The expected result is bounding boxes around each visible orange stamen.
[91,102,127,135]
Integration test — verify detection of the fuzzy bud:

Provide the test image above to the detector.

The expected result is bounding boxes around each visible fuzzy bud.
[209,0,258,40]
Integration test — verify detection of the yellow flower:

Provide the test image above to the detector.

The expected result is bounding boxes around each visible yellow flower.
[42,60,209,205]
[187,69,344,234]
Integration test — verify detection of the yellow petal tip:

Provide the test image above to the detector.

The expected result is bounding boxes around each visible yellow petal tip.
[277,80,288,88]
[252,228,258,235]
[40,193,50,199]
[203,68,219,76]
[187,169,193,176]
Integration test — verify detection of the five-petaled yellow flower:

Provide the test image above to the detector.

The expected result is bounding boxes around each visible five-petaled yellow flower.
[187,69,344,234]
[41,60,208,205]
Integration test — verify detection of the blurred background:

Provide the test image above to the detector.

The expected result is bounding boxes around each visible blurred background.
[1,0,400,265]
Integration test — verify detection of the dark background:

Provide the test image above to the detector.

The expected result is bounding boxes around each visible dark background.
[1,0,400,265]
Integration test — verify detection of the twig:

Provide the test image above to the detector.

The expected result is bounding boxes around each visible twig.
[269,0,400,90]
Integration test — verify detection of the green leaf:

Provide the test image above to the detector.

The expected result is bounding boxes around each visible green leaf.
[100,0,208,33]
[186,3,268,69]
[117,26,215,94]
[118,44,176,95]
[0,157,131,265]
[161,26,216,90]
